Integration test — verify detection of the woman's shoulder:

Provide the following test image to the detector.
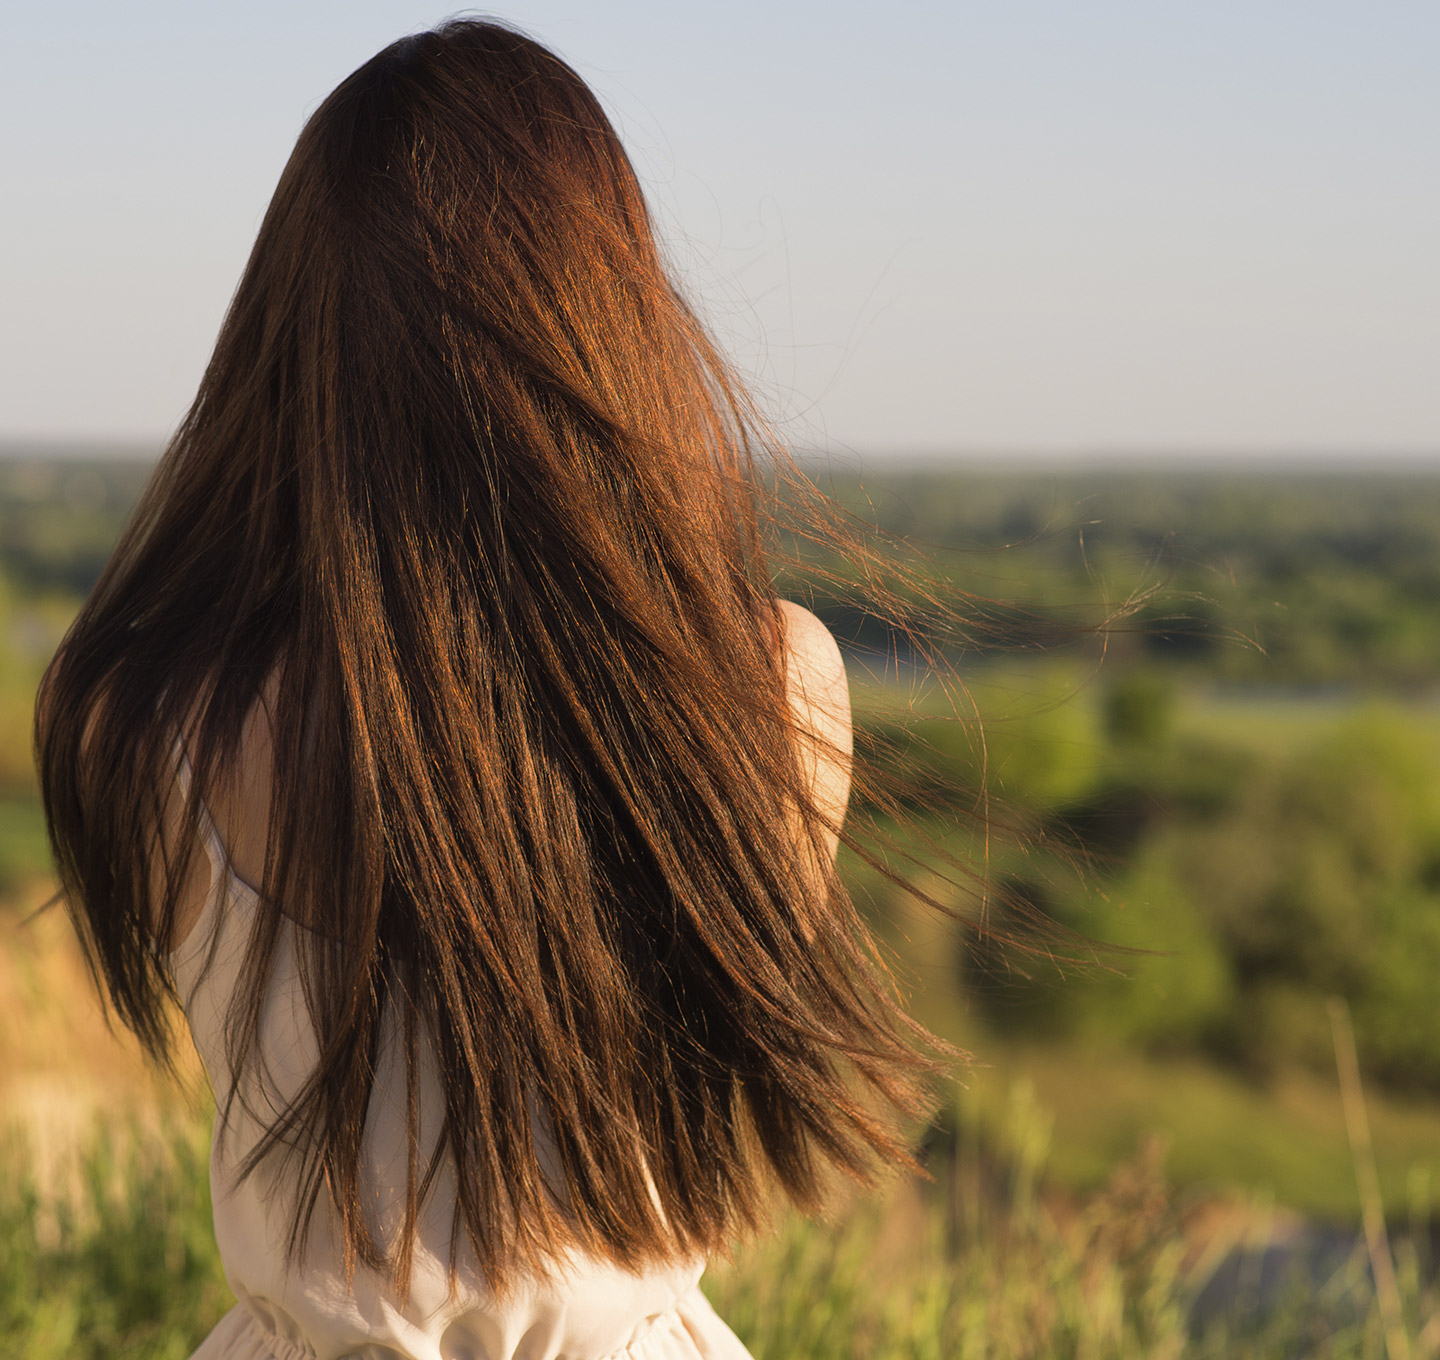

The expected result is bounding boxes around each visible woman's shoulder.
[775,600,845,685]
[775,600,850,740]
[775,598,852,839]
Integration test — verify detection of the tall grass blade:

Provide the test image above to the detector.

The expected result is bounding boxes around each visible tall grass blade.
[1330,994,1412,1360]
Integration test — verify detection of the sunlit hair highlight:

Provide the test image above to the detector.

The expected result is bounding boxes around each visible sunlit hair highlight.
[37,21,952,1297]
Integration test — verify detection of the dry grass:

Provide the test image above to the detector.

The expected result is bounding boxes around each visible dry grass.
[0,879,205,1195]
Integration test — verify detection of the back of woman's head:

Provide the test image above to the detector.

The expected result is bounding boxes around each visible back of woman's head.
[204,18,758,614]
[38,19,941,1298]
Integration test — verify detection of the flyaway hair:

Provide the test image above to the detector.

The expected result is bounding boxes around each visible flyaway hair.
[37,20,951,1299]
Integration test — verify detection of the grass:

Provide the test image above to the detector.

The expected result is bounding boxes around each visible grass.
[949,1042,1440,1222]
[8,1088,1440,1359]
[0,1115,232,1360]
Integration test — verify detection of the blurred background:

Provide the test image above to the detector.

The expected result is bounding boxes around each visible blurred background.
[4,2,1440,1354]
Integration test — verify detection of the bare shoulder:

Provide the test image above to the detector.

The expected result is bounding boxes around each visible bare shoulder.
[774,602,852,874]
[776,599,845,699]
[775,599,852,771]
[776,600,845,686]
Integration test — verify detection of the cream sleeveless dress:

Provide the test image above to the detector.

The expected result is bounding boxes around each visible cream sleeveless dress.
[169,760,755,1360]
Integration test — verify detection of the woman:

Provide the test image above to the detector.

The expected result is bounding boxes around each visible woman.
[38,20,942,1360]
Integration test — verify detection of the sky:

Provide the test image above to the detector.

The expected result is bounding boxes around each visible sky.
[2,1,1437,460]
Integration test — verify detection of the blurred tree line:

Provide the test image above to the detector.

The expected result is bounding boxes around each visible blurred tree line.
[868,682,1440,1095]
[796,463,1440,685]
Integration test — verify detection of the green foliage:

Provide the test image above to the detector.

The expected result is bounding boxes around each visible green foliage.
[971,672,1106,810]
[855,667,1106,825]
[0,1117,232,1359]
[856,665,1440,1102]
[14,458,1440,1353]
[964,702,1440,1091]
[1069,851,1238,1051]
[0,795,51,892]
[1161,711,1440,1082]
[1103,670,1177,750]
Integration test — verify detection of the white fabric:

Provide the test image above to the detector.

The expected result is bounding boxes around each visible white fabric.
[169,762,753,1360]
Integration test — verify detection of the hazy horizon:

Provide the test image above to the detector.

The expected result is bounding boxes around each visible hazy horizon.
[4,437,1440,475]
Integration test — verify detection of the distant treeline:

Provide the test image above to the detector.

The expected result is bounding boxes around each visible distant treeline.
[0,457,154,598]
[8,453,1440,684]
[797,463,1440,685]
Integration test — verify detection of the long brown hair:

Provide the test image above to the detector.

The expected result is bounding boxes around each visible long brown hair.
[37,20,944,1295]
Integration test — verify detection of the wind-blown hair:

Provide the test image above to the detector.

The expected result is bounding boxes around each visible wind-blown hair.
[37,20,942,1295]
